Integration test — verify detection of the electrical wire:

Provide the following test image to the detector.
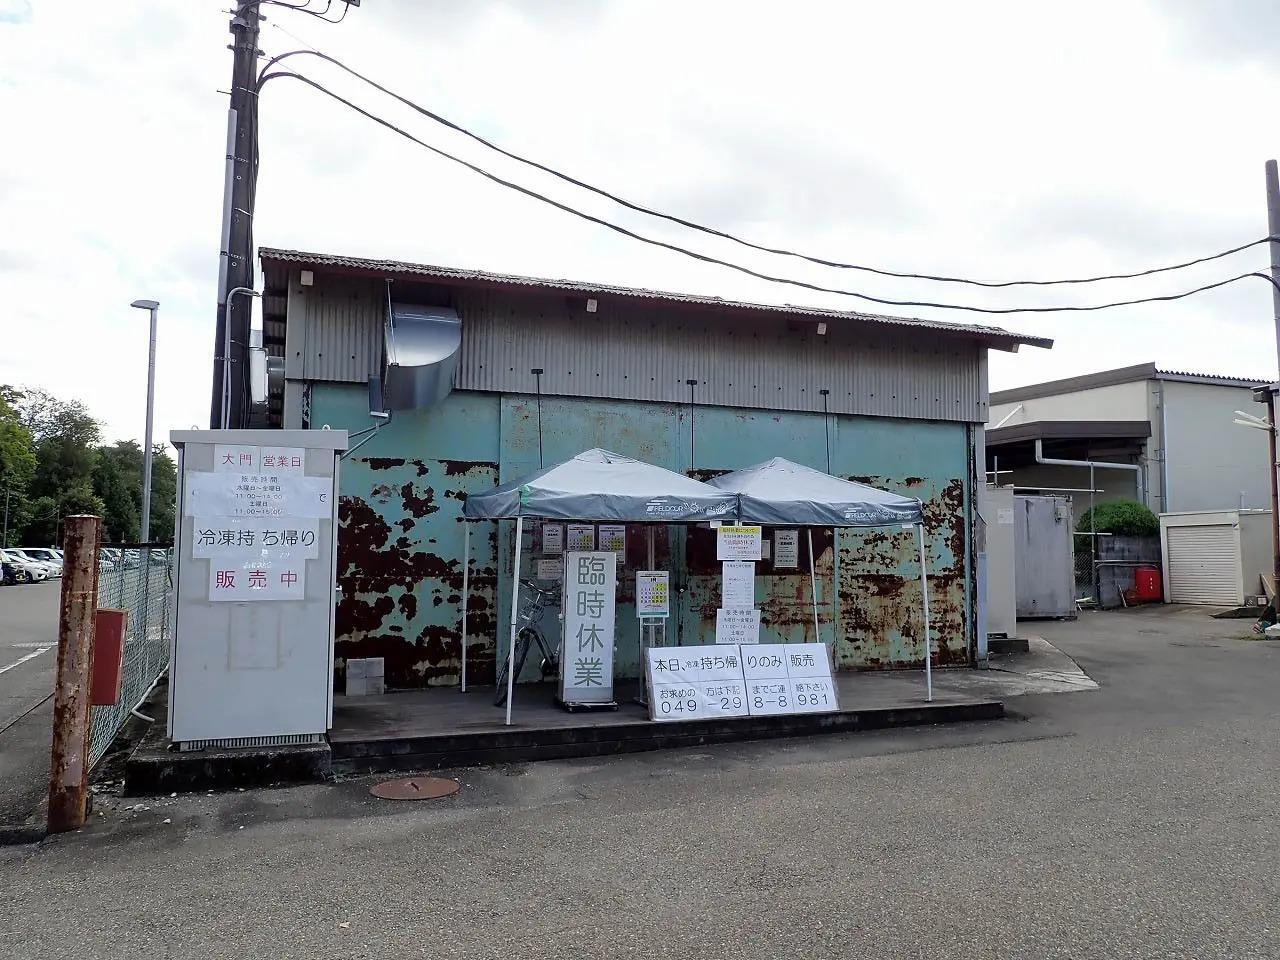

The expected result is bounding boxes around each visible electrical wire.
[256,68,1280,317]
[258,48,1276,290]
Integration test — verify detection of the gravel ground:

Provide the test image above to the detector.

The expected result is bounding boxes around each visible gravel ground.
[2,605,1277,960]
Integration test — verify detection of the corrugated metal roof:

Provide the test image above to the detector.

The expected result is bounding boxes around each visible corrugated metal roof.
[259,247,1053,351]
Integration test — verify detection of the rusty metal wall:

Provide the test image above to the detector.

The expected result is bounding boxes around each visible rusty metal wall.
[311,383,972,688]
[293,274,988,424]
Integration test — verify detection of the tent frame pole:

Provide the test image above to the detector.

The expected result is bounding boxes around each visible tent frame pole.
[917,521,933,702]
[460,522,470,692]
[505,515,524,725]
[807,528,820,644]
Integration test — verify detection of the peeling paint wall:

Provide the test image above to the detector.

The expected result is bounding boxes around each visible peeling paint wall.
[311,385,972,688]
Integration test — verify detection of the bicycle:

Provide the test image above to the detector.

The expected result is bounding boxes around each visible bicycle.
[494,579,562,706]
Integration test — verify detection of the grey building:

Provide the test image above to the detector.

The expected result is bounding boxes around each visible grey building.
[986,363,1271,519]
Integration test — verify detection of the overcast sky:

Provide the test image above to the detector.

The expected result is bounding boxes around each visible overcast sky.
[2,0,1279,446]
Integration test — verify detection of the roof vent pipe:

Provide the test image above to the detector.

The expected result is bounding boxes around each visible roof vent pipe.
[1033,438,1145,505]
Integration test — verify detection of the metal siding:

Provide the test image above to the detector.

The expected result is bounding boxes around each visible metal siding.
[456,292,988,423]
[299,280,989,424]
[302,276,384,383]
[1166,525,1241,605]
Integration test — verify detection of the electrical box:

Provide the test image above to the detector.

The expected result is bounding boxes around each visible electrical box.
[167,429,347,749]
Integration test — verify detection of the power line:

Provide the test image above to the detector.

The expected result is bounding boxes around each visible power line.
[258,48,1275,290]
[257,67,1280,317]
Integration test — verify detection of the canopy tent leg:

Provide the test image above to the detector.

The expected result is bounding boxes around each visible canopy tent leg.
[460,522,470,693]
[807,529,820,644]
[917,521,933,703]
[505,516,524,726]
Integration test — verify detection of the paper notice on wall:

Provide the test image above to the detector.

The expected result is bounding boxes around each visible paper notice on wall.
[207,558,307,601]
[566,524,596,552]
[542,523,564,554]
[997,508,1014,525]
[646,646,749,721]
[536,557,563,582]
[636,570,670,618]
[716,525,763,560]
[598,524,626,559]
[773,530,799,568]
[716,607,761,645]
[213,446,305,474]
[721,560,755,607]
[184,471,333,519]
[192,518,320,560]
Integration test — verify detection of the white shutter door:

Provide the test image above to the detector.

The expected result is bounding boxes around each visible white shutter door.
[1166,525,1241,605]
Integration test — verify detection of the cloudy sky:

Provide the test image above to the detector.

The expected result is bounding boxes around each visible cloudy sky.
[2,0,1279,446]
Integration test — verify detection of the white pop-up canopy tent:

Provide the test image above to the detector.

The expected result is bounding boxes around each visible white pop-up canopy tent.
[461,448,738,723]
[708,458,936,700]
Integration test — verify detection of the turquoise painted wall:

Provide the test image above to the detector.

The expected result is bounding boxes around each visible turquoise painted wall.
[311,385,972,688]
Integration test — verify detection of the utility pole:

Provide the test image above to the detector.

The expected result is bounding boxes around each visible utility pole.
[1265,161,1280,601]
[211,2,261,430]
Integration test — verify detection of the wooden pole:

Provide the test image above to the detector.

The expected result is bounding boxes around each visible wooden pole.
[48,515,101,833]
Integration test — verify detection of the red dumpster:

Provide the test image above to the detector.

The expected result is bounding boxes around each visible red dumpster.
[1134,565,1162,603]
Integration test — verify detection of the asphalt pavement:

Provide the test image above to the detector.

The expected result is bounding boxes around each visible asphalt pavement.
[3,605,1279,959]
[0,580,60,828]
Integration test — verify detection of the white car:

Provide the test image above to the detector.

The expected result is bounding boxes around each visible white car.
[11,549,61,578]
[0,549,49,584]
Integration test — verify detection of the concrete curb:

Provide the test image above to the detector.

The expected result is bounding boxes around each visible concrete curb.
[332,699,1005,775]
[123,721,333,797]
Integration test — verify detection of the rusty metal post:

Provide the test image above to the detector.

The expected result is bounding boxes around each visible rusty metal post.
[48,515,101,833]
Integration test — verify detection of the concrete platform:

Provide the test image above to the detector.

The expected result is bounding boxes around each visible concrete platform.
[329,671,1004,775]
[122,669,1010,794]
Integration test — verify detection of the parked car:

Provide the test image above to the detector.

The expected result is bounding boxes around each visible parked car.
[0,549,49,584]
[11,548,61,578]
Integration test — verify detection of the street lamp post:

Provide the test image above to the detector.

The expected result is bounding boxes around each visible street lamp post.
[130,300,159,542]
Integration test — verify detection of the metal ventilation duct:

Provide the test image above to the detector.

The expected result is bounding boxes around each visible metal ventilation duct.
[384,302,462,410]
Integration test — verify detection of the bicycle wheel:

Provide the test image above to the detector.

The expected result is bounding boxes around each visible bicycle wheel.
[493,628,534,706]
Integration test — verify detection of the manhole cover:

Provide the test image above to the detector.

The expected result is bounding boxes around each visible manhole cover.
[369,777,460,801]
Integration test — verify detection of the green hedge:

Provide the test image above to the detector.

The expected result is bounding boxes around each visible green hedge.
[1075,499,1159,537]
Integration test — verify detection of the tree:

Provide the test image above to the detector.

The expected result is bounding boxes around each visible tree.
[0,390,37,546]
[91,440,178,543]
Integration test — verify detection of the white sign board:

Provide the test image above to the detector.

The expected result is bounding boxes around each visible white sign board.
[560,552,617,704]
[598,524,626,559]
[636,571,670,618]
[184,471,333,519]
[721,560,755,607]
[646,647,749,721]
[536,557,563,582]
[773,530,799,568]
[716,607,761,645]
[742,643,837,716]
[716,525,763,561]
[566,523,596,553]
[542,523,564,555]
[195,517,318,603]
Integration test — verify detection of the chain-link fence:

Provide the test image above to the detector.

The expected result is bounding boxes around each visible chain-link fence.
[89,545,173,767]
[1074,534,1097,604]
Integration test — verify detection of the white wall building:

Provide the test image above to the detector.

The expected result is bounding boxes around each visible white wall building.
[986,363,1270,518]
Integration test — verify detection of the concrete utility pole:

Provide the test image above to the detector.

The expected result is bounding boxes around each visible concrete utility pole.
[211,2,261,430]
[1265,161,1280,599]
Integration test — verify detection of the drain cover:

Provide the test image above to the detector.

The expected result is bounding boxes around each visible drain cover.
[370,776,460,801]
